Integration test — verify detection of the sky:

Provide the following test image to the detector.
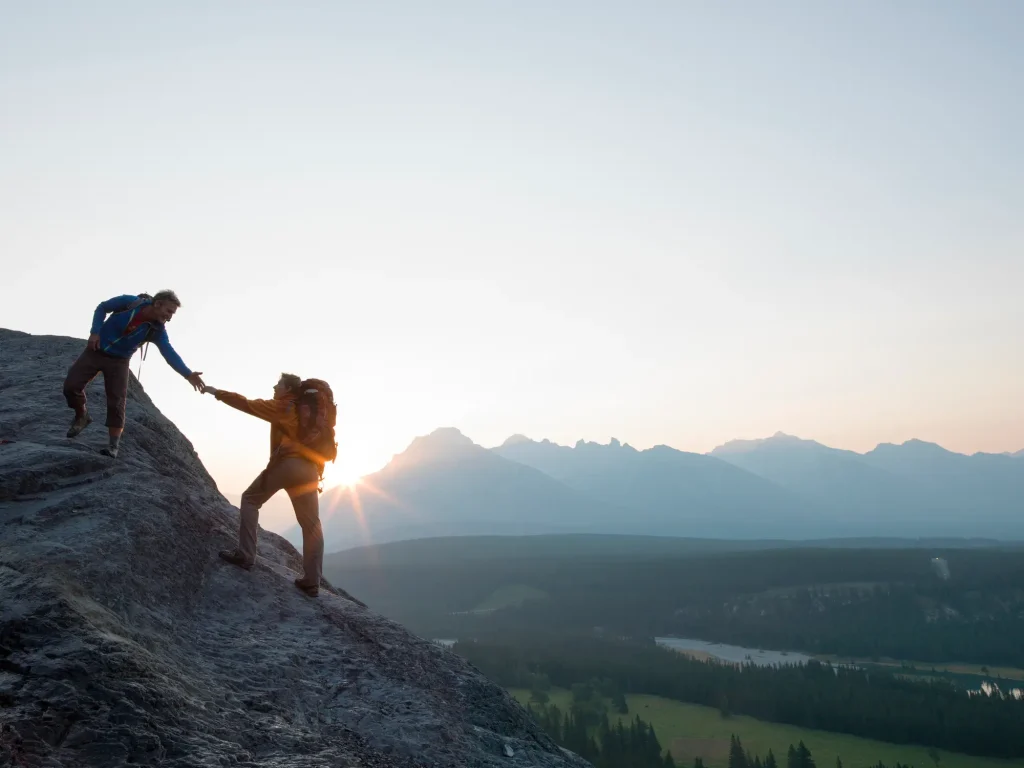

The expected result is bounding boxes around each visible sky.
[2,1,1022,531]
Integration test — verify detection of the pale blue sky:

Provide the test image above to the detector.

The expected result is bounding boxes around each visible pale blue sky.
[2,1,1022,528]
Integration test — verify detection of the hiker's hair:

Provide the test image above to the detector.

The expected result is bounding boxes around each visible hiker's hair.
[152,290,181,307]
[279,373,302,394]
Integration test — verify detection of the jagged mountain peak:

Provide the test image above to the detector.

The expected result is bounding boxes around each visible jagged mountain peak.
[868,438,958,457]
[710,431,824,455]
[422,426,475,447]
[501,436,639,453]
[569,437,635,451]
[389,427,483,469]
[500,433,533,447]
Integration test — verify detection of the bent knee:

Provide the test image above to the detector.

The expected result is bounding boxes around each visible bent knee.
[240,490,264,509]
[63,378,83,399]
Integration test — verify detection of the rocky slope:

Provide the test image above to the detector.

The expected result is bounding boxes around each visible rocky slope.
[0,329,588,768]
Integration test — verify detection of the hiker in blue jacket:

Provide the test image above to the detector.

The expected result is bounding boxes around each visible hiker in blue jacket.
[63,291,205,457]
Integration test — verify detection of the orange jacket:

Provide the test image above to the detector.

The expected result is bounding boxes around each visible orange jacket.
[214,390,306,463]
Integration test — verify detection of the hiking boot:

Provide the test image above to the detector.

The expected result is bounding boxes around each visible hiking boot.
[100,446,119,459]
[294,578,319,597]
[218,549,253,570]
[67,412,92,438]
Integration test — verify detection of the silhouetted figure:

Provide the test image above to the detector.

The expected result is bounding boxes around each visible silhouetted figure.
[207,374,337,597]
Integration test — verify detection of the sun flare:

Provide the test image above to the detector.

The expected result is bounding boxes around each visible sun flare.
[325,467,364,489]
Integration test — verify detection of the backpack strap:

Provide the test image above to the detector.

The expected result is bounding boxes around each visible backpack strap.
[144,323,164,343]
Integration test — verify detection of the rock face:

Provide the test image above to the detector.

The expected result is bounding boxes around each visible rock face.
[0,329,588,768]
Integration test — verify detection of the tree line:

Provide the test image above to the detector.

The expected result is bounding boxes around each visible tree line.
[724,736,914,768]
[527,700,676,768]
[527,698,915,768]
[343,546,1024,667]
[456,633,1024,759]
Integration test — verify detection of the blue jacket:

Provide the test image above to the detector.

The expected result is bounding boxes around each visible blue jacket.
[90,295,193,378]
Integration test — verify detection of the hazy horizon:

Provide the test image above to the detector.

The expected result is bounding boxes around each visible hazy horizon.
[391,425,1024,460]
[3,1,1022,523]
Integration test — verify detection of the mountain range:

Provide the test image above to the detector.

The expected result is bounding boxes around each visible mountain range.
[315,428,626,552]
[304,428,1024,553]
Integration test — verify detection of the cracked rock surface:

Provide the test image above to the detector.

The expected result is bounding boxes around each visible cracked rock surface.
[0,328,589,768]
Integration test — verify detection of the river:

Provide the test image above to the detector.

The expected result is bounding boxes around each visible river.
[655,636,813,666]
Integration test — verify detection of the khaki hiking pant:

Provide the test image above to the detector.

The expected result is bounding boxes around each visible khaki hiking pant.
[239,457,323,586]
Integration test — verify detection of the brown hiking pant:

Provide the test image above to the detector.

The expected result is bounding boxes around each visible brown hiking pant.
[63,348,131,429]
[239,457,324,586]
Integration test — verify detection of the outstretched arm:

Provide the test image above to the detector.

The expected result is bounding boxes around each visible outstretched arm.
[153,327,205,390]
[90,294,138,335]
[152,328,193,377]
[212,390,297,429]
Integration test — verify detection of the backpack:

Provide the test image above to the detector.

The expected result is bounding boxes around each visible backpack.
[295,379,338,479]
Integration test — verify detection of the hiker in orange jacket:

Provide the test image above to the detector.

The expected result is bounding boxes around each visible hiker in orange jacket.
[205,373,325,597]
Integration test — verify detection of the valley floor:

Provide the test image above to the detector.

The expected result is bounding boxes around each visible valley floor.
[815,655,1024,682]
[662,645,1024,691]
[510,688,1024,768]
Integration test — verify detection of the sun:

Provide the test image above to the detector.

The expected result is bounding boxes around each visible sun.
[322,463,364,489]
